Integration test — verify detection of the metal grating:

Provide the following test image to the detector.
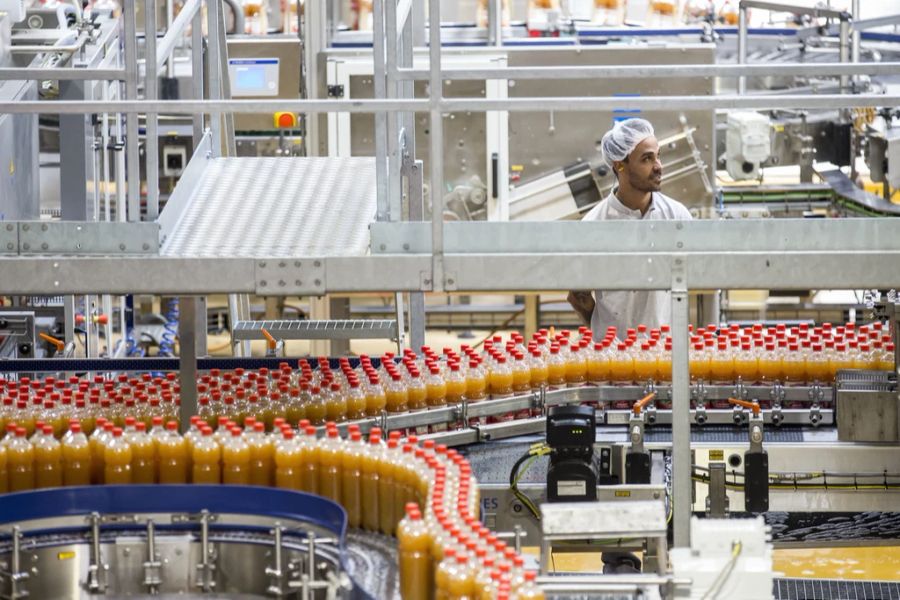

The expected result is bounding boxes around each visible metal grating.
[161,157,377,258]
[644,426,805,443]
[232,319,397,341]
[774,578,900,600]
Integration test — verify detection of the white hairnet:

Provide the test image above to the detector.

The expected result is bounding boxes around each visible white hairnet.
[600,118,655,169]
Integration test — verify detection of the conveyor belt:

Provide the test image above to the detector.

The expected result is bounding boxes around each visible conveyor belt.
[774,578,900,599]
[817,168,900,216]
[643,426,806,443]
[345,531,401,600]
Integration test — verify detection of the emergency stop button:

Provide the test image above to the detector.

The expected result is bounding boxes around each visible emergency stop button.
[274,112,297,128]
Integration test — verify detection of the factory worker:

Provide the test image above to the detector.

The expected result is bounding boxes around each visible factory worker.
[567,118,692,339]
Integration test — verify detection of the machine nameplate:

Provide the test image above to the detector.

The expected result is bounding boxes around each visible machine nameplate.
[557,481,587,497]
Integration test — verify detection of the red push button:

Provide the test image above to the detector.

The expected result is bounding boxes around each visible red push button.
[274,112,297,128]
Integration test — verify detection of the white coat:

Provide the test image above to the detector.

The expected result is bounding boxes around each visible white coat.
[581,189,693,338]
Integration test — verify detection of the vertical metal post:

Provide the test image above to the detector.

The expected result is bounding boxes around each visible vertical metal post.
[671,273,691,547]
[372,0,389,220]
[851,0,861,66]
[428,0,444,291]
[191,2,204,145]
[737,3,747,95]
[394,292,407,354]
[178,296,198,433]
[124,0,141,221]
[145,0,160,220]
[303,0,325,155]
[207,0,225,155]
[839,16,851,91]
[488,0,502,46]
[166,0,176,77]
[412,0,426,46]
[64,295,76,355]
[385,0,401,219]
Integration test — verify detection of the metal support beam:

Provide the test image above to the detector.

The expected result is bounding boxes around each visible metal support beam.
[839,17,851,92]
[123,0,140,221]
[488,0,502,46]
[156,0,201,72]
[191,3,204,145]
[178,296,199,433]
[372,0,389,220]
[144,0,160,220]
[671,263,691,547]
[737,5,748,95]
[428,0,443,292]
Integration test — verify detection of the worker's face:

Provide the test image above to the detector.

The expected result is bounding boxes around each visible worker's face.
[618,136,662,192]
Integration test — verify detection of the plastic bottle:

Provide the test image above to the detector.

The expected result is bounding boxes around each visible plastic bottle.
[806,343,829,383]
[709,338,734,383]
[426,365,448,408]
[191,426,220,484]
[104,427,133,484]
[341,431,364,528]
[89,420,111,484]
[361,434,382,531]
[435,548,458,600]
[7,427,34,491]
[586,342,608,385]
[157,421,188,484]
[511,352,532,394]
[407,369,428,413]
[512,571,545,599]
[34,424,62,488]
[563,342,587,388]
[398,503,432,600]
[384,372,409,414]
[633,342,656,383]
[299,426,320,494]
[346,377,368,421]
[528,348,549,391]
[365,374,387,417]
[223,427,251,485]
[445,363,467,404]
[247,421,274,486]
[734,342,758,383]
[274,429,302,490]
[446,553,475,599]
[759,342,780,383]
[129,422,156,484]
[378,439,400,535]
[878,343,895,372]
[782,342,805,384]
[318,428,343,503]
[305,387,327,426]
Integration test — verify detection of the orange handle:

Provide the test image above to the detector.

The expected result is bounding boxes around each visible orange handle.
[632,392,657,415]
[261,328,277,350]
[728,397,760,416]
[39,332,65,352]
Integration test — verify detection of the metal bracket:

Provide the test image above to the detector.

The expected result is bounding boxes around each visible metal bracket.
[255,259,325,296]
[142,520,162,593]
[671,254,687,292]
[444,271,458,291]
[195,510,216,592]
[0,224,16,255]
[265,524,286,597]
[86,513,108,593]
[0,527,29,600]
[327,84,344,98]
[419,271,433,292]
[18,221,159,255]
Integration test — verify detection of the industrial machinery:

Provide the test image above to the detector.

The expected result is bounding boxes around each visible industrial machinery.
[1,0,900,597]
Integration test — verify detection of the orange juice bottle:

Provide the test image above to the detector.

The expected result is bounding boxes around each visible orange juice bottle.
[385,372,408,414]
[633,342,657,383]
[564,343,587,388]
[444,363,465,404]
[62,422,91,486]
[447,553,475,599]
[128,422,156,484]
[365,374,387,417]
[299,426,319,494]
[546,345,567,388]
[274,428,302,490]
[782,342,804,384]
[879,342,895,372]
[734,341,758,383]
[341,431,364,528]
[191,426,220,484]
[91,421,113,484]
[426,365,448,408]
[7,427,34,491]
[758,342,780,383]
[511,352,532,394]
[490,356,514,398]
[34,424,62,489]
[223,427,251,485]
[346,377,367,421]
[284,387,307,426]
[526,348,549,392]
[398,503,432,600]
[104,427,132,484]
[318,428,343,503]
[586,342,609,385]
[514,571,545,599]
[324,383,348,423]
[709,339,734,383]
[247,421,274,486]
[157,421,188,484]
[378,439,399,535]
[806,343,829,383]
[305,387,327,426]
[360,434,381,531]
[435,547,458,599]
[407,369,428,411]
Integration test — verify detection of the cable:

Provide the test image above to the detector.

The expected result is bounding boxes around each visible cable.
[701,540,742,600]
[509,443,550,521]
[159,298,179,357]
